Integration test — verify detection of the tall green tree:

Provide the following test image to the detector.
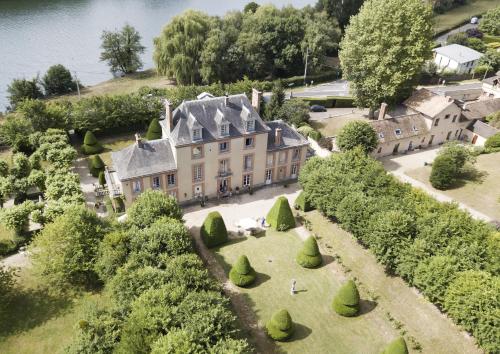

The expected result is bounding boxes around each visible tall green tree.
[41,64,77,96]
[336,120,378,153]
[265,81,285,120]
[154,11,212,84]
[339,0,433,113]
[315,0,365,29]
[6,78,43,110]
[100,24,145,74]
[478,6,500,35]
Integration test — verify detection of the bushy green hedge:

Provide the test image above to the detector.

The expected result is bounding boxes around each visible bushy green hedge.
[266,196,295,231]
[299,149,499,351]
[308,130,322,141]
[229,255,256,287]
[200,211,228,248]
[98,171,106,186]
[146,119,162,140]
[484,132,500,153]
[301,96,354,108]
[89,155,105,178]
[296,236,322,268]
[294,191,313,212]
[82,131,103,155]
[266,309,294,341]
[332,280,360,317]
[381,337,408,354]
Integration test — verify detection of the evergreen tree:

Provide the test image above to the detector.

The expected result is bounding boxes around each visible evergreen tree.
[146,119,162,140]
[265,81,285,120]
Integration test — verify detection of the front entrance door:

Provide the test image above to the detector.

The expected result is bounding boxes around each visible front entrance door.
[194,184,203,197]
[219,178,228,193]
[472,134,478,145]
[392,143,400,155]
[428,135,434,146]
[265,169,272,185]
[278,167,286,180]
[408,141,413,151]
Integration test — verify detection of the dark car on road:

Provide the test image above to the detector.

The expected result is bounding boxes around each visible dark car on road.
[310,105,326,112]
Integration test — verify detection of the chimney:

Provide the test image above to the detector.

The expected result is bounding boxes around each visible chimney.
[252,88,262,112]
[378,102,388,120]
[164,99,173,132]
[224,93,229,106]
[135,133,143,148]
[275,128,282,146]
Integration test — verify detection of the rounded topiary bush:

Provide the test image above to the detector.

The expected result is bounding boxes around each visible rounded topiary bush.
[82,131,103,155]
[430,154,457,190]
[229,255,256,287]
[146,118,162,140]
[332,279,360,317]
[89,154,105,177]
[381,337,408,354]
[266,309,294,341]
[296,236,322,268]
[294,191,313,212]
[266,196,295,231]
[200,211,228,248]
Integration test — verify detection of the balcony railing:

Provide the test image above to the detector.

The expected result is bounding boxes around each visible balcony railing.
[216,169,233,178]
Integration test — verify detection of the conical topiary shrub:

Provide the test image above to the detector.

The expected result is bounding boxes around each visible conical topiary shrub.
[98,170,106,186]
[266,196,295,231]
[332,279,360,317]
[296,236,322,268]
[200,211,228,248]
[82,131,103,155]
[266,309,294,341]
[89,154,105,177]
[381,337,408,354]
[294,191,313,212]
[229,255,256,287]
[146,118,162,140]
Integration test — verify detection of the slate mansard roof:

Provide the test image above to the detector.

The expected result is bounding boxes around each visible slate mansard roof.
[111,139,176,181]
[266,120,309,151]
[161,94,270,146]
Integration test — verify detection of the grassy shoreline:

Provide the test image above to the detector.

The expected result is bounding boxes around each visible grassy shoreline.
[433,0,498,34]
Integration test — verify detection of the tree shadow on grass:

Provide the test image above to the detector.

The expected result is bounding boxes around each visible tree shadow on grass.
[0,287,72,336]
[289,322,312,342]
[319,254,335,268]
[358,299,378,316]
[447,167,489,189]
[246,271,271,289]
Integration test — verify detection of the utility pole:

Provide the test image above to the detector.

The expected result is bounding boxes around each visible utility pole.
[73,71,81,99]
[304,47,309,85]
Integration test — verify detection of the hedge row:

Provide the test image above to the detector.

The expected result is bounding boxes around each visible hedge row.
[301,96,354,108]
[299,148,499,353]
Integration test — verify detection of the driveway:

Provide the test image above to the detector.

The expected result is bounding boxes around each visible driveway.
[381,147,493,222]
[436,23,478,45]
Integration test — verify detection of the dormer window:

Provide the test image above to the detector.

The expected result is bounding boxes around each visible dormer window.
[395,129,402,136]
[220,123,229,136]
[245,119,255,132]
[193,128,202,141]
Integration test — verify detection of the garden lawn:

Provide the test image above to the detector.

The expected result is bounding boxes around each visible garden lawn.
[433,0,499,34]
[406,152,500,220]
[213,229,398,354]
[310,114,369,137]
[0,265,106,354]
[94,132,138,166]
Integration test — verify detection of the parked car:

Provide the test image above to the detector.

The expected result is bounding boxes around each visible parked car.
[310,105,327,112]
[471,17,478,24]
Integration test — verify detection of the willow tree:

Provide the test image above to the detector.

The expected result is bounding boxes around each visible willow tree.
[339,0,433,114]
[153,10,212,85]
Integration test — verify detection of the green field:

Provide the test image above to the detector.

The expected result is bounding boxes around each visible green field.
[0,265,105,354]
[310,115,369,137]
[433,0,498,34]
[214,228,399,353]
[406,152,500,220]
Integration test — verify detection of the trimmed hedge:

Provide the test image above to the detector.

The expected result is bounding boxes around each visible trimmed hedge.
[332,280,360,317]
[484,132,500,153]
[229,255,256,287]
[98,171,106,186]
[430,154,457,190]
[82,131,103,155]
[266,309,294,341]
[146,118,162,140]
[296,236,322,268]
[294,191,313,212]
[266,196,295,231]
[200,211,228,248]
[301,96,354,108]
[381,337,409,354]
[89,155,105,178]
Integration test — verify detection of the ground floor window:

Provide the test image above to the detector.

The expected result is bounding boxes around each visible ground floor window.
[243,174,252,187]
[291,163,298,177]
[167,173,176,187]
[265,169,272,183]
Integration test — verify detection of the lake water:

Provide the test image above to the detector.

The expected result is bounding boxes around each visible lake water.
[0,0,314,111]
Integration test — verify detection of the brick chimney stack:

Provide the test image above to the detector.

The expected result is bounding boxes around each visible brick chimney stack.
[224,93,229,106]
[378,102,388,120]
[252,88,262,112]
[135,133,143,148]
[275,128,282,146]
[164,99,173,132]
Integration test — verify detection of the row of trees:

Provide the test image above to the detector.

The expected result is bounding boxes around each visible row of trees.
[298,149,499,353]
[26,190,248,352]
[153,4,342,84]
[7,65,79,109]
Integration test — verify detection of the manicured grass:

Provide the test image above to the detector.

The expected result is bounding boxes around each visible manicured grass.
[406,152,500,220]
[213,229,397,353]
[310,115,369,137]
[433,0,499,34]
[0,224,15,243]
[0,266,106,354]
[56,69,174,101]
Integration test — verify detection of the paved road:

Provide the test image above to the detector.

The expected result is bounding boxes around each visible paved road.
[436,23,478,45]
[292,80,350,98]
